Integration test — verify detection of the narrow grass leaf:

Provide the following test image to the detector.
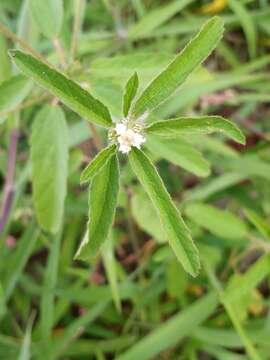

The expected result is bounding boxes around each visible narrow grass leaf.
[146,116,245,145]
[76,155,119,260]
[101,232,121,313]
[128,148,200,276]
[222,254,270,303]
[40,231,61,341]
[128,0,194,39]
[117,292,218,360]
[132,17,224,117]
[10,50,112,127]
[30,0,63,39]
[3,224,38,301]
[146,136,210,177]
[244,208,270,241]
[18,313,35,360]
[123,72,138,117]
[31,105,68,233]
[80,144,117,184]
[0,75,32,118]
[185,203,247,239]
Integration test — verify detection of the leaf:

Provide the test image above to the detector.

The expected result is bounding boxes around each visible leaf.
[0,34,11,83]
[146,136,210,177]
[131,189,166,243]
[117,292,218,360]
[222,255,270,303]
[18,313,35,360]
[10,50,112,128]
[123,72,139,117]
[101,231,121,313]
[80,144,117,184]
[0,75,32,118]
[76,154,119,260]
[128,0,194,39]
[31,105,69,233]
[244,208,270,241]
[185,203,248,239]
[30,0,63,39]
[128,148,200,276]
[146,116,245,145]
[228,0,256,59]
[132,17,224,118]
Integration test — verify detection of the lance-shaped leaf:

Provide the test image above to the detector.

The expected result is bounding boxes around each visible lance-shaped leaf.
[132,17,224,118]
[30,0,63,39]
[146,116,245,144]
[9,50,112,128]
[31,105,68,233]
[128,148,200,276]
[123,72,138,117]
[76,154,119,260]
[146,136,210,177]
[80,144,117,184]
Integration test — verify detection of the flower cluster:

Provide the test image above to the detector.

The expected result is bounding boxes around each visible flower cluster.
[111,122,146,154]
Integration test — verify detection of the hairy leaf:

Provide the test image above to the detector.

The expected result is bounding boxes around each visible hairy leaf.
[30,0,63,39]
[76,155,119,260]
[80,144,117,184]
[128,148,200,276]
[146,116,245,144]
[132,17,224,117]
[123,72,138,117]
[146,136,210,177]
[10,50,112,127]
[31,105,69,233]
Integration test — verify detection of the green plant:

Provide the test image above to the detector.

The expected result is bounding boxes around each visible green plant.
[10,17,244,277]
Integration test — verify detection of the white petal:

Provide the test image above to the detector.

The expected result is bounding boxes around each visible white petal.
[115,123,127,135]
[119,144,131,153]
[133,133,145,147]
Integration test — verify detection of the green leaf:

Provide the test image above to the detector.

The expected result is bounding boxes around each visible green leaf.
[146,136,210,177]
[0,75,32,119]
[222,255,270,303]
[76,154,119,260]
[132,17,224,118]
[31,105,69,233]
[30,0,63,39]
[80,144,117,184]
[117,292,218,360]
[131,189,166,243]
[123,72,139,117]
[185,203,248,240]
[128,0,194,39]
[228,0,256,59]
[101,232,121,313]
[244,208,270,241]
[10,50,112,128]
[18,313,35,360]
[128,148,200,276]
[0,34,11,83]
[146,116,245,145]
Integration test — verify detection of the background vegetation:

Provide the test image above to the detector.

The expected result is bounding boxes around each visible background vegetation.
[1,0,270,359]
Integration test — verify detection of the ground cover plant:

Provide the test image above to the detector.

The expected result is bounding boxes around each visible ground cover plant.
[0,0,270,359]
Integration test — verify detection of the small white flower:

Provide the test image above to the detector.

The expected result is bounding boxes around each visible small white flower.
[114,122,146,154]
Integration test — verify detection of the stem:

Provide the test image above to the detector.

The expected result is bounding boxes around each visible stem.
[0,21,50,65]
[0,129,19,236]
[52,37,67,68]
[70,0,84,63]
[88,123,103,150]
